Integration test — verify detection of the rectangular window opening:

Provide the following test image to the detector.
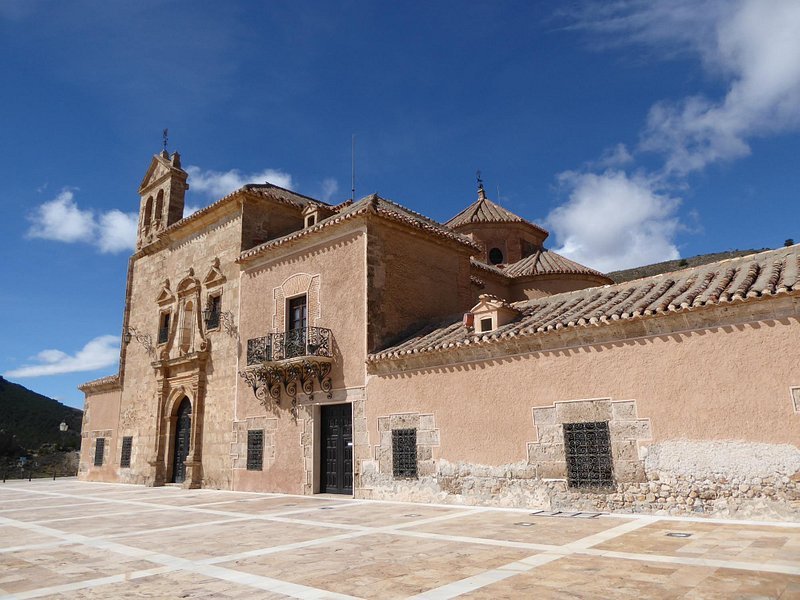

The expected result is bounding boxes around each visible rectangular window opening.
[563,421,614,489]
[158,312,170,344]
[392,428,417,479]
[247,430,264,471]
[205,294,221,330]
[94,438,105,467]
[120,436,133,468]
[479,317,493,332]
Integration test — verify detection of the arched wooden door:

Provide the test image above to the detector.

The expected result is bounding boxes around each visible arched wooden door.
[171,397,192,484]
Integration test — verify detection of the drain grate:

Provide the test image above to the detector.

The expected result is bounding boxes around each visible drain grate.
[514,522,535,527]
[319,506,336,510]
[665,532,693,538]
[529,510,603,519]
[403,513,422,517]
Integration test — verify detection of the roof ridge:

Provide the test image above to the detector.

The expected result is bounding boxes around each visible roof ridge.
[369,244,800,364]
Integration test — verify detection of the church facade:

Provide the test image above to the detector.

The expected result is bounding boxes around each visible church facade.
[79,151,800,520]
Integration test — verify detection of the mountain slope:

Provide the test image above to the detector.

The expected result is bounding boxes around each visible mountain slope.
[607,249,768,284]
[0,376,82,454]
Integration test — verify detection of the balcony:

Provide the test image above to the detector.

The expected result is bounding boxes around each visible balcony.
[246,327,331,366]
[241,327,334,411]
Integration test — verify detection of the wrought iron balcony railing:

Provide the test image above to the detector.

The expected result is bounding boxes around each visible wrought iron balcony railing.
[246,336,272,365]
[245,327,332,365]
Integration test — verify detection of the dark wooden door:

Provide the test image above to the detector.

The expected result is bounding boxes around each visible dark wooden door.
[172,397,192,484]
[320,404,352,494]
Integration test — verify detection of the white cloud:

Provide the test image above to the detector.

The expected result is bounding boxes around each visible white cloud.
[186,165,294,199]
[574,0,800,176]
[27,189,137,253]
[320,178,339,202]
[97,210,138,253]
[544,0,800,269]
[548,170,680,272]
[27,189,95,243]
[4,335,119,378]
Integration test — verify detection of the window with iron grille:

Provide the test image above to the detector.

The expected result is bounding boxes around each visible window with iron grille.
[120,436,133,468]
[94,438,105,467]
[563,421,614,489]
[247,430,264,471]
[392,428,417,478]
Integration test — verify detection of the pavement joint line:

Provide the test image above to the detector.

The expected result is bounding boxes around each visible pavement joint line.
[0,512,363,600]
[563,515,659,550]
[409,552,565,600]
[0,500,107,514]
[576,547,800,576]
[30,506,168,525]
[0,539,74,555]
[8,565,178,600]
[102,516,254,540]
[200,508,485,565]
[3,484,800,598]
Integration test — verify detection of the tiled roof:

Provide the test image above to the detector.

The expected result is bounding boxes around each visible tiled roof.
[470,258,510,279]
[445,189,549,237]
[239,194,480,263]
[504,249,608,279]
[369,245,800,362]
[161,183,324,238]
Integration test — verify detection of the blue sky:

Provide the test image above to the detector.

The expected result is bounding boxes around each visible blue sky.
[2,1,799,409]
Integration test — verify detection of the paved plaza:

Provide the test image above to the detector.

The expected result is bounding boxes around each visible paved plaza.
[0,480,799,599]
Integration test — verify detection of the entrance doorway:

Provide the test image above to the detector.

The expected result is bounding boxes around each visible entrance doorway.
[320,403,352,494]
[172,397,192,484]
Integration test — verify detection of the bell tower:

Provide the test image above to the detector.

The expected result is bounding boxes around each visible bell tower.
[136,150,189,250]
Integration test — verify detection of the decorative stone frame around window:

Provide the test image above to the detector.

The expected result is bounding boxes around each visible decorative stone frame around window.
[231,417,277,470]
[527,398,652,484]
[791,386,800,413]
[375,412,440,478]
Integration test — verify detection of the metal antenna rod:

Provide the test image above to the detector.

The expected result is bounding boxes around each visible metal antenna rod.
[351,134,356,201]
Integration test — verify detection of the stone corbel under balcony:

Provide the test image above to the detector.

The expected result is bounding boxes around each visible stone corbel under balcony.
[239,357,333,419]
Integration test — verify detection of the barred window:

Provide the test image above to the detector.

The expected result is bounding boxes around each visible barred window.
[564,421,614,489]
[94,438,105,467]
[120,436,133,468]
[392,428,417,478]
[247,430,264,471]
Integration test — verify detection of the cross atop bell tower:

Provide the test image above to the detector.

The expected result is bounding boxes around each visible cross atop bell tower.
[136,149,189,250]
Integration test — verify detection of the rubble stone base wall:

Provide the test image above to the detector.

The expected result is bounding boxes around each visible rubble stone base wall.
[359,439,800,521]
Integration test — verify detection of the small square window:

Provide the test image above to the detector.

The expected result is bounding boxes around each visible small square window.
[392,428,417,478]
[563,422,614,489]
[479,317,493,332]
[94,438,105,467]
[247,430,264,471]
[120,436,133,468]
[305,213,317,227]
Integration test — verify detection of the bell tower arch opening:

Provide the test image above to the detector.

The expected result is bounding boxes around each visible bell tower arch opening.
[136,150,189,250]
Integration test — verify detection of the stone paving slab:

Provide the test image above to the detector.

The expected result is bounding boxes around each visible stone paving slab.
[1,479,799,599]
